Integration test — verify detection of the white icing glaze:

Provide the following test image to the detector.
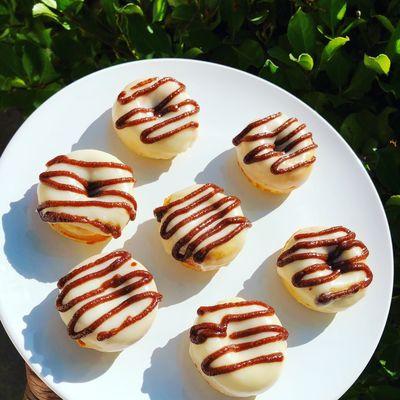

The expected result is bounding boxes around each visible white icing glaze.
[233,112,317,193]
[57,251,161,352]
[189,297,287,397]
[277,226,373,313]
[112,77,199,159]
[37,149,136,242]
[154,184,250,271]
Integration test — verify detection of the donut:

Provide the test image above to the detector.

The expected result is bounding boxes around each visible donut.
[56,250,162,352]
[153,183,251,271]
[37,149,137,244]
[277,226,373,313]
[112,77,200,159]
[189,297,288,397]
[232,112,317,194]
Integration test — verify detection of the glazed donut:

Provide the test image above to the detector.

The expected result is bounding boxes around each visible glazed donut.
[37,149,137,244]
[277,226,373,313]
[233,112,317,194]
[112,77,200,159]
[153,183,251,272]
[56,250,162,352]
[189,297,288,397]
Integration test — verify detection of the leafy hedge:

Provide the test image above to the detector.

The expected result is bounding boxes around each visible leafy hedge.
[0,1,399,398]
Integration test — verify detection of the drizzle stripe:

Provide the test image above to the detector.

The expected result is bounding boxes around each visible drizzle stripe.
[38,155,137,238]
[154,184,251,263]
[56,250,162,342]
[190,301,288,376]
[277,226,373,304]
[115,77,200,143]
[232,112,317,175]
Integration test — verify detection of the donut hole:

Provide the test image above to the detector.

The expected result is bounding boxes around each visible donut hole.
[86,181,101,198]
[326,243,351,271]
[273,140,289,154]
[326,252,340,270]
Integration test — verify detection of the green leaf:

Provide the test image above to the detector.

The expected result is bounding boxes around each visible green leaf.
[21,42,58,84]
[0,42,24,77]
[364,54,391,75]
[321,36,349,64]
[0,76,27,90]
[345,62,376,98]
[153,0,167,22]
[318,0,347,33]
[183,47,203,58]
[289,52,314,70]
[115,3,144,16]
[268,46,292,67]
[259,60,289,89]
[41,0,57,8]
[287,8,317,54]
[220,0,247,34]
[32,3,57,18]
[187,29,219,52]
[340,108,394,152]
[340,111,369,151]
[32,3,70,29]
[387,21,400,60]
[386,195,400,247]
[374,15,395,32]
[375,107,395,144]
[369,385,400,399]
[171,4,195,21]
[260,59,279,75]
[378,66,400,98]
[340,18,366,35]
[376,146,400,193]
[234,39,264,69]
[325,51,352,88]
[57,0,84,13]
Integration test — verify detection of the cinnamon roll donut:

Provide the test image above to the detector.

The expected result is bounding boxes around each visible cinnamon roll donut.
[153,184,251,272]
[112,77,200,159]
[277,226,373,313]
[233,112,317,194]
[37,149,137,244]
[189,297,288,397]
[56,250,162,352]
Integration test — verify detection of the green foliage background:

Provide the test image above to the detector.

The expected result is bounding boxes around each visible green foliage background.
[0,0,399,398]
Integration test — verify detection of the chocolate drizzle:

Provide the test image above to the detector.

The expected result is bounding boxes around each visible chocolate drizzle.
[277,226,373,304]
[56,250,162,342]
[190,301,288,376]
[153,184,251,263]
[232,112,317,174]
[115,77,200,144]
[37,155,137,238]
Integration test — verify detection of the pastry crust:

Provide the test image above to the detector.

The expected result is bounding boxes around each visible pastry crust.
[237,160,301,194]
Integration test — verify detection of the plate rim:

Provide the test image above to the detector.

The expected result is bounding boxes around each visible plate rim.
[0,58,394,400]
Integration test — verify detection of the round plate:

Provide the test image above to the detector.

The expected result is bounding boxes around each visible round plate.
[0,60,393,400]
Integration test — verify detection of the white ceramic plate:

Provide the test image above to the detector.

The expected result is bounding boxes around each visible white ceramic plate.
[0,59,393,400]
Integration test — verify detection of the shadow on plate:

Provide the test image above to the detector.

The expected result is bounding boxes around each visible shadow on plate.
[124,219,216,307]
[195,148,288,222]
[142,330,255,400]
[72,108,172,187]
[2,185,107,283]
[238,250,335,347]
[22,289,117,383]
